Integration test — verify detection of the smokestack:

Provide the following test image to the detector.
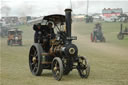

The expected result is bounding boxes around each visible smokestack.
[65,9,72,38]
[121,23,123,32]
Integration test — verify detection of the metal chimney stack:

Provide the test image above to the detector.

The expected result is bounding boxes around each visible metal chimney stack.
[65,9,72,38]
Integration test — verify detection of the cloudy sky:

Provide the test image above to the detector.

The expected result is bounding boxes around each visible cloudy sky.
[0,0,128,17]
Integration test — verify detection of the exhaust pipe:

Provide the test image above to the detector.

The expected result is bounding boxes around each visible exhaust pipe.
[65,9,72,38]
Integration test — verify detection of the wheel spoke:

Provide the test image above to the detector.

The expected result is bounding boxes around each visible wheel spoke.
[56,70,60,76]
[34,50,37,56]
[33,63,38,71]
[32,47,36,52]
[55,61,57,67]
[81,70,84,74]
[32,66,37,72]
[30,63,35,69]
[82,69,86,74]
[30,62,34,66]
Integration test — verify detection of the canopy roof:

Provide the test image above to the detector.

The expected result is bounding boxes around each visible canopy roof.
[43,14,65,24]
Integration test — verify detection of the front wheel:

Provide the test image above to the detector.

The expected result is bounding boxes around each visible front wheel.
[19,40,22,46]
[52,57,63,81]
[77,56,90,78]
[101,36,106,42]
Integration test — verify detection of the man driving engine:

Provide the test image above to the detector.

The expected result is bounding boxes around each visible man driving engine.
[46,22,55,39]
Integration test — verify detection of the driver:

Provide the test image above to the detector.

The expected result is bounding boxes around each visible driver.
[33,23,42,43]
[93,23,102,37]
[46,22,55,39]
[43,22,55,52]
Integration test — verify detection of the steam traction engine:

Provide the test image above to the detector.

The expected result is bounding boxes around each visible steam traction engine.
[29,9,90,81]
[117,23,128,40]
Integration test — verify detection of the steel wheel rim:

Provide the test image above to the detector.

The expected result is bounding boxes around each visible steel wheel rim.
[53,60,61,79]
[79,57,87,75]
[29,46,39,73]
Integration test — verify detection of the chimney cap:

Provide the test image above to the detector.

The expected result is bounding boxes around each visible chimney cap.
[65,9,72,12]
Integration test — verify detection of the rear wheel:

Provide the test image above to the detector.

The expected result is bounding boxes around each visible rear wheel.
[90,33,94,42]
[52,57,63,81]
[94,36,97,42]
[117,33,124,40]
[29,44,43,76]
[7,40,10,45]
[9,40,13,46]
[77,56,90,78]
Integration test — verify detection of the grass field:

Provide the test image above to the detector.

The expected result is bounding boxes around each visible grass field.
[1,21,128,85]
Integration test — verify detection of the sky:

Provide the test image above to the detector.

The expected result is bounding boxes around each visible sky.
[0,0,128,17]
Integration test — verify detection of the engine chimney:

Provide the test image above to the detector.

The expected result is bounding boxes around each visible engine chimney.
[121,23,123,33]
[65,9,72,38]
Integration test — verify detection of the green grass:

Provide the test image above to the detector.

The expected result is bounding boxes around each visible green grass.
[72,21,128,85]
[1,22,128,85]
